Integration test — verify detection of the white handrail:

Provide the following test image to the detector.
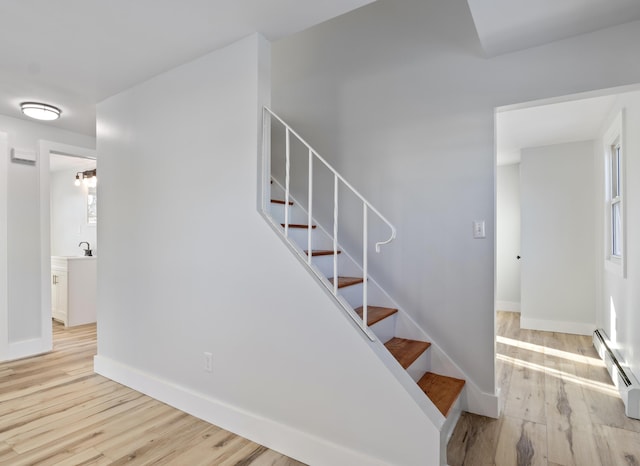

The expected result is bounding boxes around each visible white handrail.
[263,106,396,336]
[265,107,397,250]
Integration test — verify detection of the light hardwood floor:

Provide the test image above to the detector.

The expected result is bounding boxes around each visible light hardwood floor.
[0,321,306,466]
[447,311,640,466]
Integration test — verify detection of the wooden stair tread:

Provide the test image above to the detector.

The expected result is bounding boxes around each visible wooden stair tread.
[384,337,431,369]
[354,306,398,326]
[328,276,364,288]
[271,199,293,205]
[305,250,341,256]
[417,372,465,417]
[281,223,316,229]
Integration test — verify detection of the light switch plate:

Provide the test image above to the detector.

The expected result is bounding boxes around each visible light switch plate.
[473,220,486,239]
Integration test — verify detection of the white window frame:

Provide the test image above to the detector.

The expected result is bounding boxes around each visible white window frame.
[603,110,626,278]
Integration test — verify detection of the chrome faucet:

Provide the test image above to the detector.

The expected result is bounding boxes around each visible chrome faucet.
[79,241,93,256]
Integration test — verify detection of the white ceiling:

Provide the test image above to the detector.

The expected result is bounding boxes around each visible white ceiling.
[466,0,640,56]
[2,1,638,140]
[496,94,618,166]
[0,0,374,136]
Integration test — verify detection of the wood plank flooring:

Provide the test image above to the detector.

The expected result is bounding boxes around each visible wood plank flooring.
[0,321,306,466]
[447,311,640,466]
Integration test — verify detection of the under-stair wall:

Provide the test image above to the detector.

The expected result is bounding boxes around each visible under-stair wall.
[95,34,443,466]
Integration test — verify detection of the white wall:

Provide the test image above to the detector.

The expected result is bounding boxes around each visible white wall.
[0,132,8,358]
[51,168,98,257]
[598,89,640,381]
[272,0,640,395]
[95,34,440,466]
[496,164,521,310]
[520,141,596,334]
[0,115,94,360]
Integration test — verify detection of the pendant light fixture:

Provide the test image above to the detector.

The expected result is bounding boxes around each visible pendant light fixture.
[20,102,61,121]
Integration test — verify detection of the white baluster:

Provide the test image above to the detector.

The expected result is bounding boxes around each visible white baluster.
[333,174,339,296]
[308,149,313,264]
[285,128,290,238]
[363,204,368,330]
[262,108,269,212]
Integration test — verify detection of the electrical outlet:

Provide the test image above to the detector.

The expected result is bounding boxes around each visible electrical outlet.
[204,352,213,372]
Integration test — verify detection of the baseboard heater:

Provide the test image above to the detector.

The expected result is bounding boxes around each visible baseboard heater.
[593,328,640,419]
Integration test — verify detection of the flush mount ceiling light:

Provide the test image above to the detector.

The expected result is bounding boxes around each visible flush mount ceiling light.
[20,102,61,121]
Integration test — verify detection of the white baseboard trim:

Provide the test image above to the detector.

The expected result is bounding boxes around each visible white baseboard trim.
[462,385,500,418]
[520,317,594,336]
[495,301,520,312]
[94,355,390,466]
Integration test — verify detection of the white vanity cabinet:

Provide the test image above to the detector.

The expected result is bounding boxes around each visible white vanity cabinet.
[51,256,97,326]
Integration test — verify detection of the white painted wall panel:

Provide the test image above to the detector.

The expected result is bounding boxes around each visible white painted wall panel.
[96,34,439,466]
[272,0,640,394]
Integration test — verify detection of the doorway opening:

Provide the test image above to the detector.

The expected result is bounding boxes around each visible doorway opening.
[49,152,97,328]
[495,85,639,335]
[38,141,97,347]
[492,83,640,424]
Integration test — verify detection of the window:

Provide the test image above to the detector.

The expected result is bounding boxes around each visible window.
[604,111,625,276]
[611,143,621,257]
[87,186,97,225]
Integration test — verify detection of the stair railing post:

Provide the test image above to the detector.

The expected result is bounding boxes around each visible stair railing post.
[363,204,368,330]
[333,174,339,296]
[261,107,271,213]
[285,128,290,238]
[308,149,313,264]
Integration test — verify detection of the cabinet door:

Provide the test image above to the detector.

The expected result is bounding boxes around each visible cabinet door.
[51,270,68,325]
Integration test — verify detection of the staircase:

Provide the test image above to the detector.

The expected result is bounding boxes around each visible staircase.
[262,107,466,463]
[268,190,465,418]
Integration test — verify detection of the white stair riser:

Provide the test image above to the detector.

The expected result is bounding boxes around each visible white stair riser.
[282,228,334,251]
[327,280,395,311]
[337,283,364,308]
[270,204,309,225]
[368,313,396,344]
[405,351,431,383]
[311,254,361,279]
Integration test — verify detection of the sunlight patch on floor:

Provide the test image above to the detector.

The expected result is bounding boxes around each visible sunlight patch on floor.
[497,353,618,397]
[497,335,604,367]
